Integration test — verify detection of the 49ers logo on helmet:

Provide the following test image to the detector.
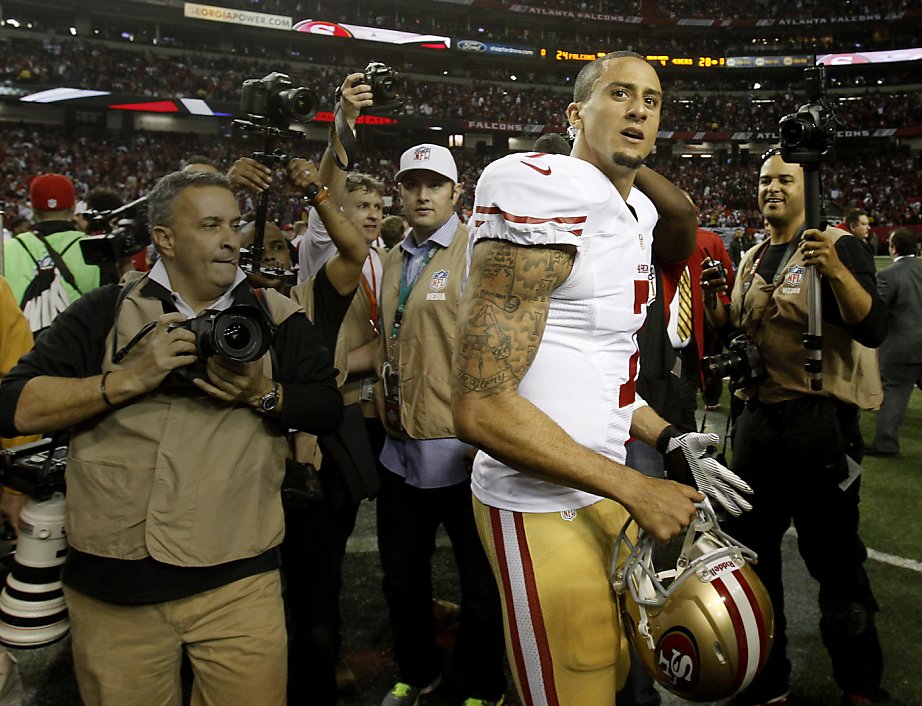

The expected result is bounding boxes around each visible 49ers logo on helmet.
[656,628,700,692]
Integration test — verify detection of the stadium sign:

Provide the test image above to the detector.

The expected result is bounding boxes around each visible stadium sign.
[183,3,292,31]
[725,55,813,68]
[463,120,554,134]
[817,47,922,65]
[456,39,535,57]
[293,19,450,49]
[507,5,642,23]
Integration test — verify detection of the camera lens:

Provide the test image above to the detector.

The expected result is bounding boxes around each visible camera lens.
[779,117,806,147]
[223,322,252,351]
[212,308,272,362]
[376,75,398,101]
[276,87,318,123]
[702,351,742,383]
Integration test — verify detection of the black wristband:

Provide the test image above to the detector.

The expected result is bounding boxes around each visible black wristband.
[656,424,680,455]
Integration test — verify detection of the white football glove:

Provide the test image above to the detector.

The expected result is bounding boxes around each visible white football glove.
[657,426,753,516]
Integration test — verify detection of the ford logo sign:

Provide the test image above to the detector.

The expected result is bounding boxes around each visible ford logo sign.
[458,40,487,52]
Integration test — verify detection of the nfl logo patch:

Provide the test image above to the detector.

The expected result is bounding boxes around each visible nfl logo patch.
[430,270,449,290]
[415,146,431,162]
[784,266,804,287]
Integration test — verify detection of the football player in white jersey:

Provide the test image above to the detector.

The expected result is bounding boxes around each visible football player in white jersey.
[452,51,752,706]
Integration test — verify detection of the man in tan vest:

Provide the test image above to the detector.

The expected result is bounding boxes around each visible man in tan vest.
[702,149,888,706]
[376,144,507,706]
[0,169,343,706]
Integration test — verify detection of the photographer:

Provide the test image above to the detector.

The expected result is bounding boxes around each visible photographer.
[702,149,888,706]
[283,71,385,705]
[0,170,342,706]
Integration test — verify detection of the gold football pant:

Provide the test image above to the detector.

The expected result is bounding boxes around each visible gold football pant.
[474,497,633,706]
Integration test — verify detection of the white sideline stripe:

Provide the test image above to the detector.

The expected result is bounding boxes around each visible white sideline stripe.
[866,547,922,574]
[785,527,922,573]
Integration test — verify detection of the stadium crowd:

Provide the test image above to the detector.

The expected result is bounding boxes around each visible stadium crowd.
[3,36,922,134]
[2,126,920,239]
[238,0,916,22]
[3,5,920,62]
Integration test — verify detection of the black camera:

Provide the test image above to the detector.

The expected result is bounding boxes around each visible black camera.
[779,64,839,164]
[356,62,403,113]
[702,257,726,284]
[240,72,318,128]
[167,305,275,382]
[702,334,767,392]
[0,438,67,501]
[80,196,150,265]
[170,305,275,363]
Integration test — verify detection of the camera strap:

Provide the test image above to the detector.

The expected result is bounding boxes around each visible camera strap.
[110,273,154,363]
[738,228,804,329]
[252,286,280,374]
[330,102,358,171]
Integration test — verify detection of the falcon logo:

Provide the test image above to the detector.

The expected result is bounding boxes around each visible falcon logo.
[522,161,551,176]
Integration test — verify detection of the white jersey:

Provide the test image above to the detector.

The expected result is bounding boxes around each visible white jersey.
[469,152,658,513]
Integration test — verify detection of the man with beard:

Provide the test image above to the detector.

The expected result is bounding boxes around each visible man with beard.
[702,149,888,706]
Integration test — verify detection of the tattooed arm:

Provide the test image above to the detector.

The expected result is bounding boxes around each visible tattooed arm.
[451,239,701,543]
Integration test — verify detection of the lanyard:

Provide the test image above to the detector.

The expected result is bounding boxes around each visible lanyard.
[360,253,379,336]
[738,228,804,329]
[391,245,438,340]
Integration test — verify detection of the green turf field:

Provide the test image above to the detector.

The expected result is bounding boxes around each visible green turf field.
[856,394,922,706]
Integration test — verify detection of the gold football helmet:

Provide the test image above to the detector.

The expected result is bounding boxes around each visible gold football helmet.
[611,502,774,702]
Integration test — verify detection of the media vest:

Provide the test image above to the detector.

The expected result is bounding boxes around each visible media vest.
[340,246,383,415]
[729,231,882,410]
[66,274,301,566]
[377,223,468,439]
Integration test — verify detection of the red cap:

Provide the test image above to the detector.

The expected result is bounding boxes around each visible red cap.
[29,173,76,212]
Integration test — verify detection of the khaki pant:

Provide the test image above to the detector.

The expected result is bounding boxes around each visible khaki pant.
[64,571,287,706]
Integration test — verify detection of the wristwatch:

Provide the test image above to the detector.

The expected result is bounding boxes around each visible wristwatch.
[258,381,281,413]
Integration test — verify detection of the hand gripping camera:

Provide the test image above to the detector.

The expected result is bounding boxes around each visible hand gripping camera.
[355,61,403,114]
[167,304,276,382]
[240,71,318,128]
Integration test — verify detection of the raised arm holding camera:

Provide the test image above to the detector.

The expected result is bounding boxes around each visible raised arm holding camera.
[701,144,888,706]
[0,169,343,706]
[239,67,388,705]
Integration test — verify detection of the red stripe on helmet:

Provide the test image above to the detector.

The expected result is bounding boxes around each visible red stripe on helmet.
[713,574,749,694]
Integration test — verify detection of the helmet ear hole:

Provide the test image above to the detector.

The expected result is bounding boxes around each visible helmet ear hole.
[611,503,776,702]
